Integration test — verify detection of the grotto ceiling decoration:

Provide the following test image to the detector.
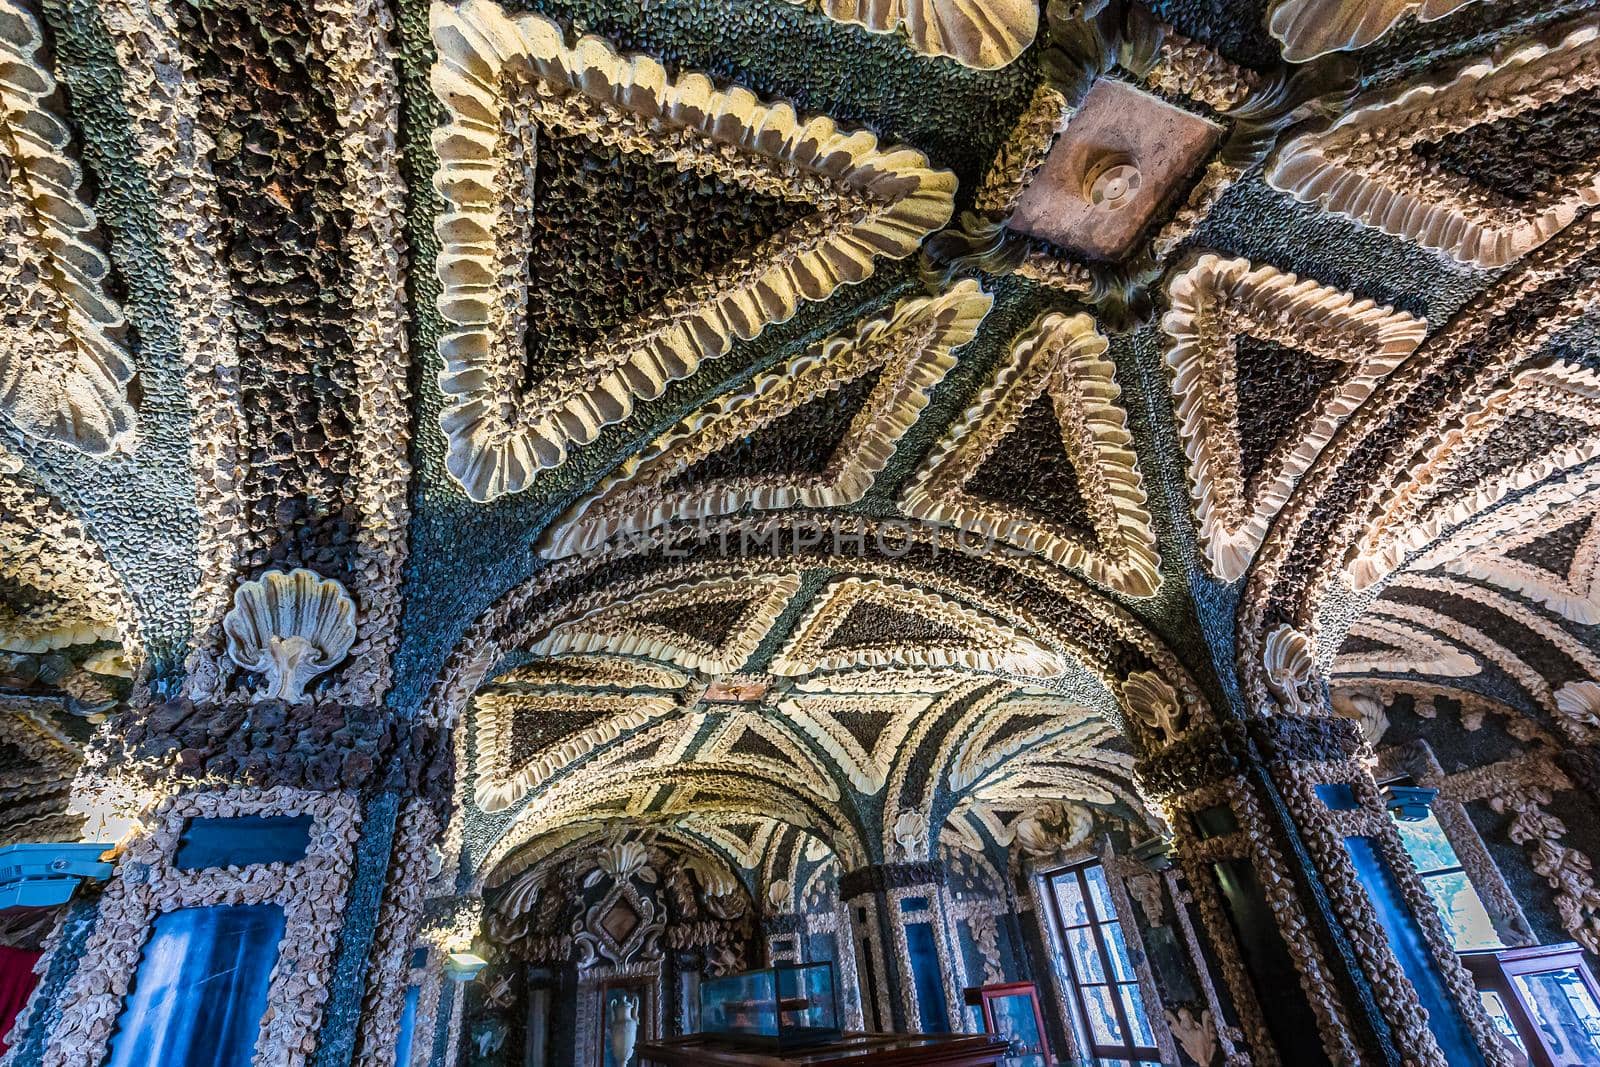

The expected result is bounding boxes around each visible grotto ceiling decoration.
[0,0,1595,902]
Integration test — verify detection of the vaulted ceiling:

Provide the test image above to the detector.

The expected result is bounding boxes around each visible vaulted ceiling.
[0,0,1595,882]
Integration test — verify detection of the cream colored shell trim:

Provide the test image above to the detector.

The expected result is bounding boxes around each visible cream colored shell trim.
[308,0,414,705]
[1267,18,1600,267]
[1347,361,1600,590]
[770,575,1068,677]
[480,767,862,880]
[528,571,802,674]
[1333,615,1481,678]
[541,281,992,559]
[948,697,1097,791]
[1438,486,1600,625]
[1390,573,1600,693]
[696,713,841,803]
[779,691,930,794]
[1162,253,1425,582]
[901,311,1161,596]
[1268,0,1480,61]
[473,690,677,812]
[494,653,692,690]
[680,812,781,871]
[1369,597,1555,713]
[0,0,133,454]
[430,0,956,501]
[778,0,1037,69]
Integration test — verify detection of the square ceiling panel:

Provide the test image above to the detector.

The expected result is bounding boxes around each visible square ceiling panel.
[1010,79,1223,263]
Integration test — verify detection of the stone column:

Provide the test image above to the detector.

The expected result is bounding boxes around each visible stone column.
[838,861,959,1034]
[1139,712,1510,1067]
[0,694,445,1067]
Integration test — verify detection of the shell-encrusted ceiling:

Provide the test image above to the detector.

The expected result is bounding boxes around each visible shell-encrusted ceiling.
[3,0,1598,897]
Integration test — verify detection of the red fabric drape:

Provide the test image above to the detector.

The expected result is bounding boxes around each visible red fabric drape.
[0,944,42,1053]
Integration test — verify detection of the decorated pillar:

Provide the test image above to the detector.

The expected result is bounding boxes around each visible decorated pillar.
[838,861,960,1034]
[1133,633,1511,1067]
[0,571,446,1067]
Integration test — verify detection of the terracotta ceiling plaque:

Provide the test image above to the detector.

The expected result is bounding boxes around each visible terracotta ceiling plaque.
[1010,78,1222,262]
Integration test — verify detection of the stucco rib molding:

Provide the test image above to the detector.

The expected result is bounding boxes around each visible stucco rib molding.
[309,0,414,704]
[0,0,134,454]
[541,281,993,559]
[430,0,956,502]
[777,0,1038,70]
[96,0,243,675]
[1346,360,1600,591]
[1267,0,1480,62]
[1268,17,1600,268]
[1161,253,1425,583]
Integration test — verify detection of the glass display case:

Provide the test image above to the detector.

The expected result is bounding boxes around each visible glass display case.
[698,961,841,1051]
[1463,943,1600,1067]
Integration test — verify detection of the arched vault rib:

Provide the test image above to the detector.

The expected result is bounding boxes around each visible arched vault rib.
[425,518,1209,734]
[1237,211,1600,709]
[430,516,1206,886]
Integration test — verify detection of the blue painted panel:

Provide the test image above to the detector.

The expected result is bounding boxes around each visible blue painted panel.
[393,984,421,1067]
[175,815,313,869]
[1343,836,1485,1067]
[899,896,930,913]
[1315,783,1360,810]
[106,904,285,1067]
[903,921,950,1033]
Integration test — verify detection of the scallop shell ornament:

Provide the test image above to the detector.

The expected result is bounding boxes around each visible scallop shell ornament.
[223,568,357,703]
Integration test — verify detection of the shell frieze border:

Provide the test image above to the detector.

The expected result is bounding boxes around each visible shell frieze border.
[777,0,1038,70]
[0,0,135,455]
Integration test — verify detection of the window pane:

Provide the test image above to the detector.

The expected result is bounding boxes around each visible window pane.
[1511,968,1600,1065]
[1066,926,1105,984]
[1119,984,1155,1047]
[1054,876,1089,927]
[1085,864,1115,920]
[1393,811,1459,874]
[1421,870,1503,951]
[1101,922,1135,982]
[1081,984,1124,1045]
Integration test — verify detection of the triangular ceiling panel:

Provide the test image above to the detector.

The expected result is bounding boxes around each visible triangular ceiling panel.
[1348,361,1600,589]
[1268,21,1600,267]
[473,691,678,811]
[529,572,802,674]
[697,713,840,802]
[900,311,1161,596]
[1161,253,1425,582]
[947,692,1099,791]
[430,0,956,500]
[780,691,931,794]
[1333,617,1482,680]
[770,576,1067,678]
[1448,497,1600,624]
[680,814,781,871]
[541,282,992,557]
